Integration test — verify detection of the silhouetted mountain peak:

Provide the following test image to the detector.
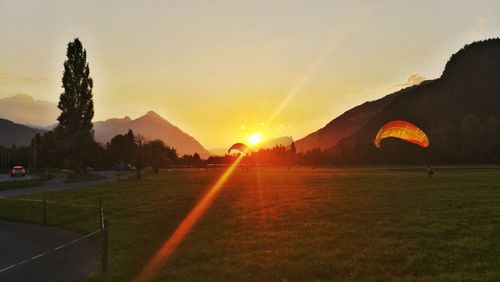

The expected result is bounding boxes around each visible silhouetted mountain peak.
[103,116,132,123]
[135,110,169,125]
[259,136,294,149]
[442,38,500,80]
[0,118,45,146]
[94,111,211,157]
[295,92,399,152]
[144,110,162,119]
[10,93,35,101]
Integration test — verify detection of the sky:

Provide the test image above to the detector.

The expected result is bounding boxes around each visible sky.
[1,0,499,148]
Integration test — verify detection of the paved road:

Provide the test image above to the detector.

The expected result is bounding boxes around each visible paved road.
[0,220,97,282]
[0,174,40,182]
[0,171,120,281]
[0,170,119,198]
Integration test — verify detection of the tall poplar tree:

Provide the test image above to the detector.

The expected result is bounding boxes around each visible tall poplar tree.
[56,38,97,168]
[57,38,94,136]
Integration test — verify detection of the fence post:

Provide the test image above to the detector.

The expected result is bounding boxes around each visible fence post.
[43,194,46,225]
[99,198,103,234]
[102,219,109,272]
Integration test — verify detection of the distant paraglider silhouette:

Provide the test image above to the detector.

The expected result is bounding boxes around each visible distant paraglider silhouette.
[374,120,429,148]
[228,143,250,155]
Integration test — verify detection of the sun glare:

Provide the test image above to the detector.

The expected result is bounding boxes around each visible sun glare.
[136,155,245,281]
[248,134,262,146]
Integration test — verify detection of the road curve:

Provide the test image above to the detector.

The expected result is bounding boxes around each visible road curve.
[0,171,119,281]
[0,170,119,198]
[0,174,40,182]
[0,220,97,282]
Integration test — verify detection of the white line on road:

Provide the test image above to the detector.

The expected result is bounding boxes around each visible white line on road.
[0,229,100,274]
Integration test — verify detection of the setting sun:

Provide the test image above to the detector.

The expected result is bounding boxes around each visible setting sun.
[248,134,262,146]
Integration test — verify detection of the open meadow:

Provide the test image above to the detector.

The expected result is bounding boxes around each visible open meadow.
[1,166,500,281]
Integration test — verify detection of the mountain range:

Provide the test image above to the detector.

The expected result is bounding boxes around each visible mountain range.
[0,118,44,147]
[0,105,211,157]
[93,111,211,157]
[260,136,294,149]
[1,39,499,163]
[295,92,401,152]
[328,39,500,163]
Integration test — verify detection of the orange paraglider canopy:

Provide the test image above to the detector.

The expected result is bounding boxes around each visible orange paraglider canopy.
[374,120,429,148]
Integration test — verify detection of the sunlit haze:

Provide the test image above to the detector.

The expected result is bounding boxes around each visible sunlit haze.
[248,134,262,146]
[1,0,500,148]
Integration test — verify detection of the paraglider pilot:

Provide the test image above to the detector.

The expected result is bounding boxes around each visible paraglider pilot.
[427,166,434,177]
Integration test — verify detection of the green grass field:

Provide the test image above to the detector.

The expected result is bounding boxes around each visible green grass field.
[0,166,499,281]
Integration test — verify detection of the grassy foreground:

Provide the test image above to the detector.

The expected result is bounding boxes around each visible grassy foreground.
[0,166,500,281]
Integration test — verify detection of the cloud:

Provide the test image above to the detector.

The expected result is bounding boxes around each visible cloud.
[0,93,58,126]
[345,83,393,98]
[346,74,427,99]
[0,72,8,85]
[0,71,50,85]
[18,75,50,83]
[395,74,427,88]
[470,16,486,39]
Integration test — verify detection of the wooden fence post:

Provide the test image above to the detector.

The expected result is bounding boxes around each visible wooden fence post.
[43,194,46,225]
[99,198,103,234]
[102,219,109,272]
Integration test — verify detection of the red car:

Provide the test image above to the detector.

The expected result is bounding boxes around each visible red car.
[11,166,27,177]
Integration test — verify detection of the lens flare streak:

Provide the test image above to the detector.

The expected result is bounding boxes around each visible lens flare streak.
[135,155,244,282]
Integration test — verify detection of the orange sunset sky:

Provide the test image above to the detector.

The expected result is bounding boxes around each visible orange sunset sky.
[1,0,500,148]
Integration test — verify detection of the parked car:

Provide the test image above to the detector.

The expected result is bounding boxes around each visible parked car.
[10,165,27,177]
[11,166,27,177]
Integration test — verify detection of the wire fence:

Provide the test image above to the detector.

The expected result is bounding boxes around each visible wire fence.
[1,197,99,208]
[0,195,110,273]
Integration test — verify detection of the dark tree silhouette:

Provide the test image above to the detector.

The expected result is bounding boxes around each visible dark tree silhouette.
[180,153,202,167]
[134,134,146,179]
[55,38,96,169]
[56,38,94,137]
[108,129,137,165]
[144,139,177,174]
